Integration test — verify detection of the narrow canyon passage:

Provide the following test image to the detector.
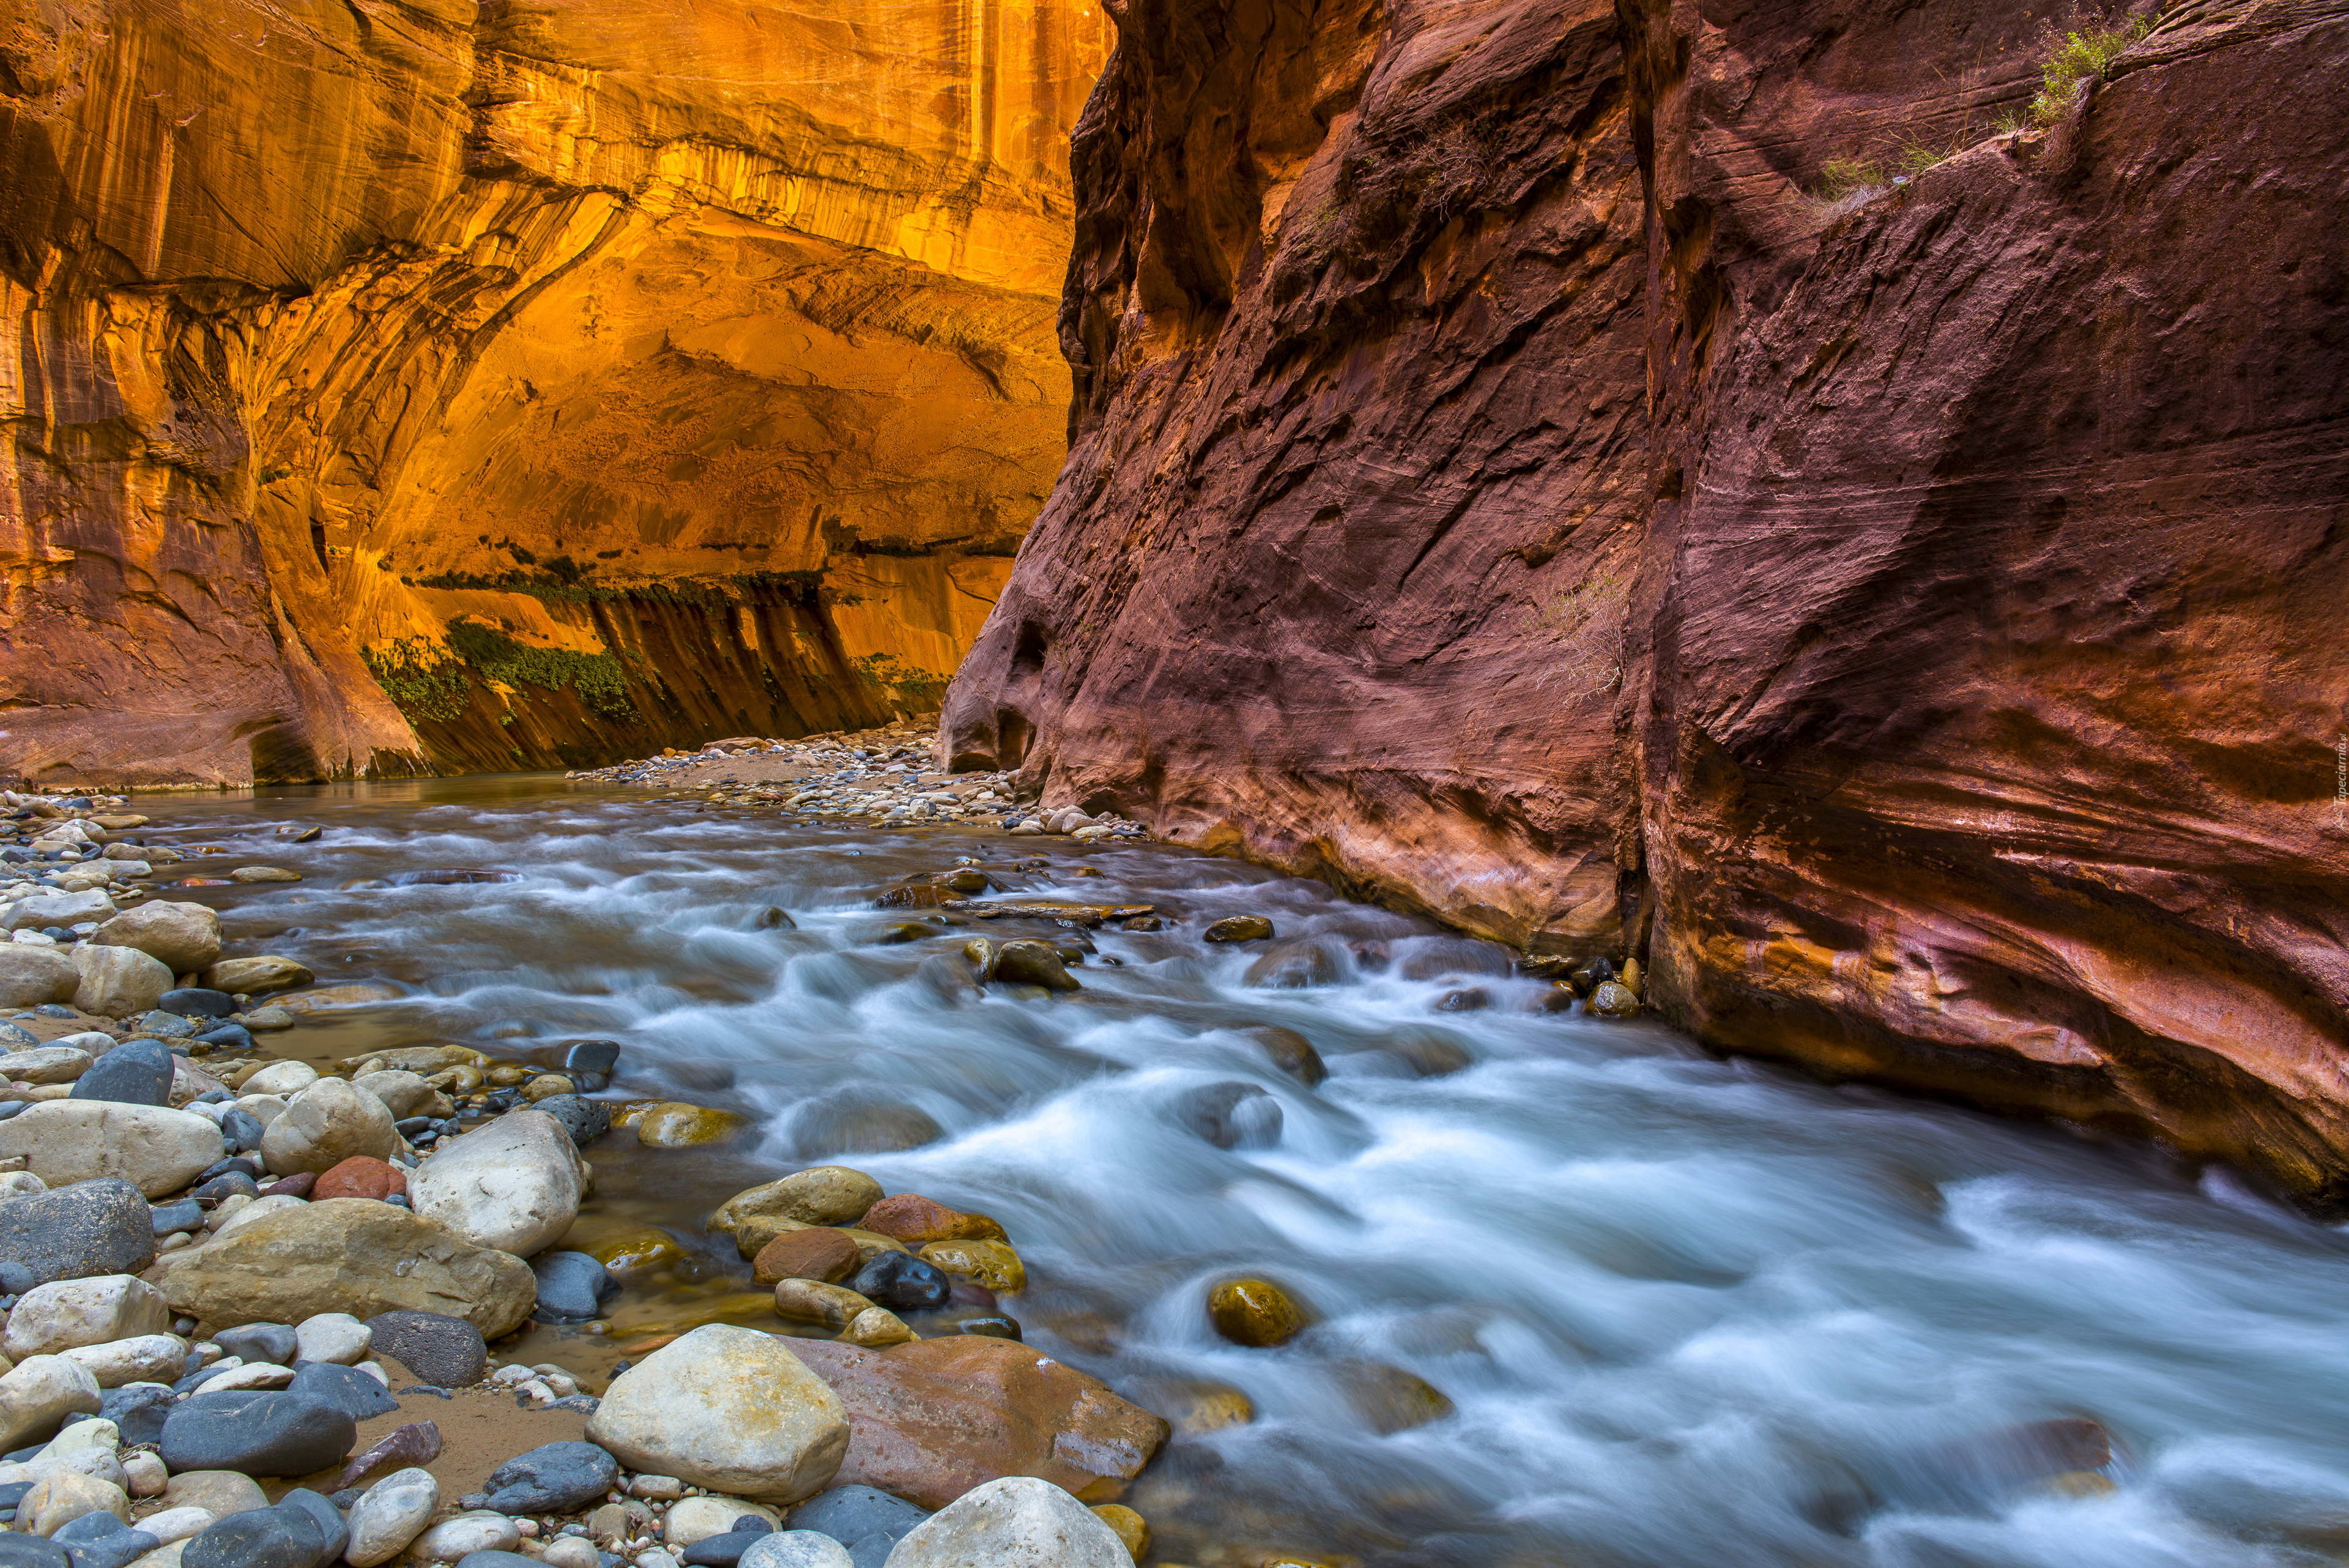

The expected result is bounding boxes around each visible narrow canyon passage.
[131,780,2349,1568]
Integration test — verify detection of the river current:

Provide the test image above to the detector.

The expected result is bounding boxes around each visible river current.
[141,776,2349,1568]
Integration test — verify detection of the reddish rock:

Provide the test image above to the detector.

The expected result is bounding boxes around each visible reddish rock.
[752,1227,863,1286]
[335,1420,443,1490]
[784,1336,1168,1508]
[943,0,2349,1204]
[312,1157,407,1202]
[857,1194,1006,1247]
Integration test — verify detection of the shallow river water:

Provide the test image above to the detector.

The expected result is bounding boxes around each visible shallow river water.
[141,776,2349,1568]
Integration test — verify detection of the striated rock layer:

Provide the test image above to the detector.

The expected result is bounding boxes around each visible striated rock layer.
[1,0,1111,781]
[944,0,2349,1199]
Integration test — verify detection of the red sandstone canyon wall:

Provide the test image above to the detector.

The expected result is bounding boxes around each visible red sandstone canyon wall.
[943,0,2349,1200]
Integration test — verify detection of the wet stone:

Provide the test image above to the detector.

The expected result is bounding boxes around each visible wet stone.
[1208,1277,1308,1347]
[1176,1081,1283,1150]
[1238,1024,1326,1087]
[1204,915,1276,942]
[752,1228,862,1287]
[533,1094,611,1148]
[158,989,236,1019]
[531,1251,618,1322]
[847,1251,952,1313]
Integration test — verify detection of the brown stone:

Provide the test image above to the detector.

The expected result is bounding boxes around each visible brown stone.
[752,1228,863,1287]
[783,1336,1170,1509]
[858,1194,1006,1247]
[313,1157,407,1202]
[1207,1279,1307,1348]
[335,1420,444,1490]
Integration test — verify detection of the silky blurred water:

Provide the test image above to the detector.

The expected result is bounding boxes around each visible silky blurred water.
[142,776,2349,1568]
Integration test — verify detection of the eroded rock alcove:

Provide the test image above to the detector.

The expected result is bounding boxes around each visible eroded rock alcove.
[2,0,1111,780]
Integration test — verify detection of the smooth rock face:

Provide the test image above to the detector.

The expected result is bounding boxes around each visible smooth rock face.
[785,1488,930,1568]
[69,948,173,1020]
[0,1356,103,1452]
[878,1476,1129,1568]
[713,1169,883,1235]
[343,1466,438,1568]
[407,1110,585,1256]
[59,1335,187,1389]
[937,0,2349,1206]
[160,1471,269,1518]
[293,1313,372,1366]
[663,1496,779,1547]
[587,1324,850,1502]
[70,1042,177,1108]
[150,1200,535,1339]
[0,1048,92,1086]
[530,1252,617,1321]
[198,959,311,996]
[90,905,222,976]
[0,1179,155,1287]
[409,1511,520,1561]
[258,1079,399,1176]
[160,1391,357,1477]
[780,1337,1168,1509]
[0,949,78,1009]
[0,1103,222,1198]
[286,1361,399,1421]
[739,1531,855,1568]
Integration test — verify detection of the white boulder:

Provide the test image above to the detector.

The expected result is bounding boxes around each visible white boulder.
[61,1334,187,1388]
[258,1077,397,1175]
[2,1276,172,1358]
[69,943,171,1017]
[0,1101,224,1197]
[407,1109,584,1256]
[586,1324,848,1503]
[90,901,221,974]
[880,1477,1132,1568]
[0,1354,103,1451]
[343,1466,439,1567]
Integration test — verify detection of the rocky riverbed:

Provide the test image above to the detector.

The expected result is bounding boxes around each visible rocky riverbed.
[2,773,2349,1568]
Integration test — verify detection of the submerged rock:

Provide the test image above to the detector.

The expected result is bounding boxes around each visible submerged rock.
[1207,1277,1308,1347]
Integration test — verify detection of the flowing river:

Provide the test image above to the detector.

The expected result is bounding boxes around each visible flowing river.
[134,776,2349,1568]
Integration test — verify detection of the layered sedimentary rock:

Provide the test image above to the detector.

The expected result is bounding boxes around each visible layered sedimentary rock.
[1,0,1110,781]
[945,0,2349,1199]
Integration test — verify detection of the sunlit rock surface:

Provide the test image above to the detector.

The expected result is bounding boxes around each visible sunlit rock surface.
[944,0,2349,1199]
[1,0,1111,780]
